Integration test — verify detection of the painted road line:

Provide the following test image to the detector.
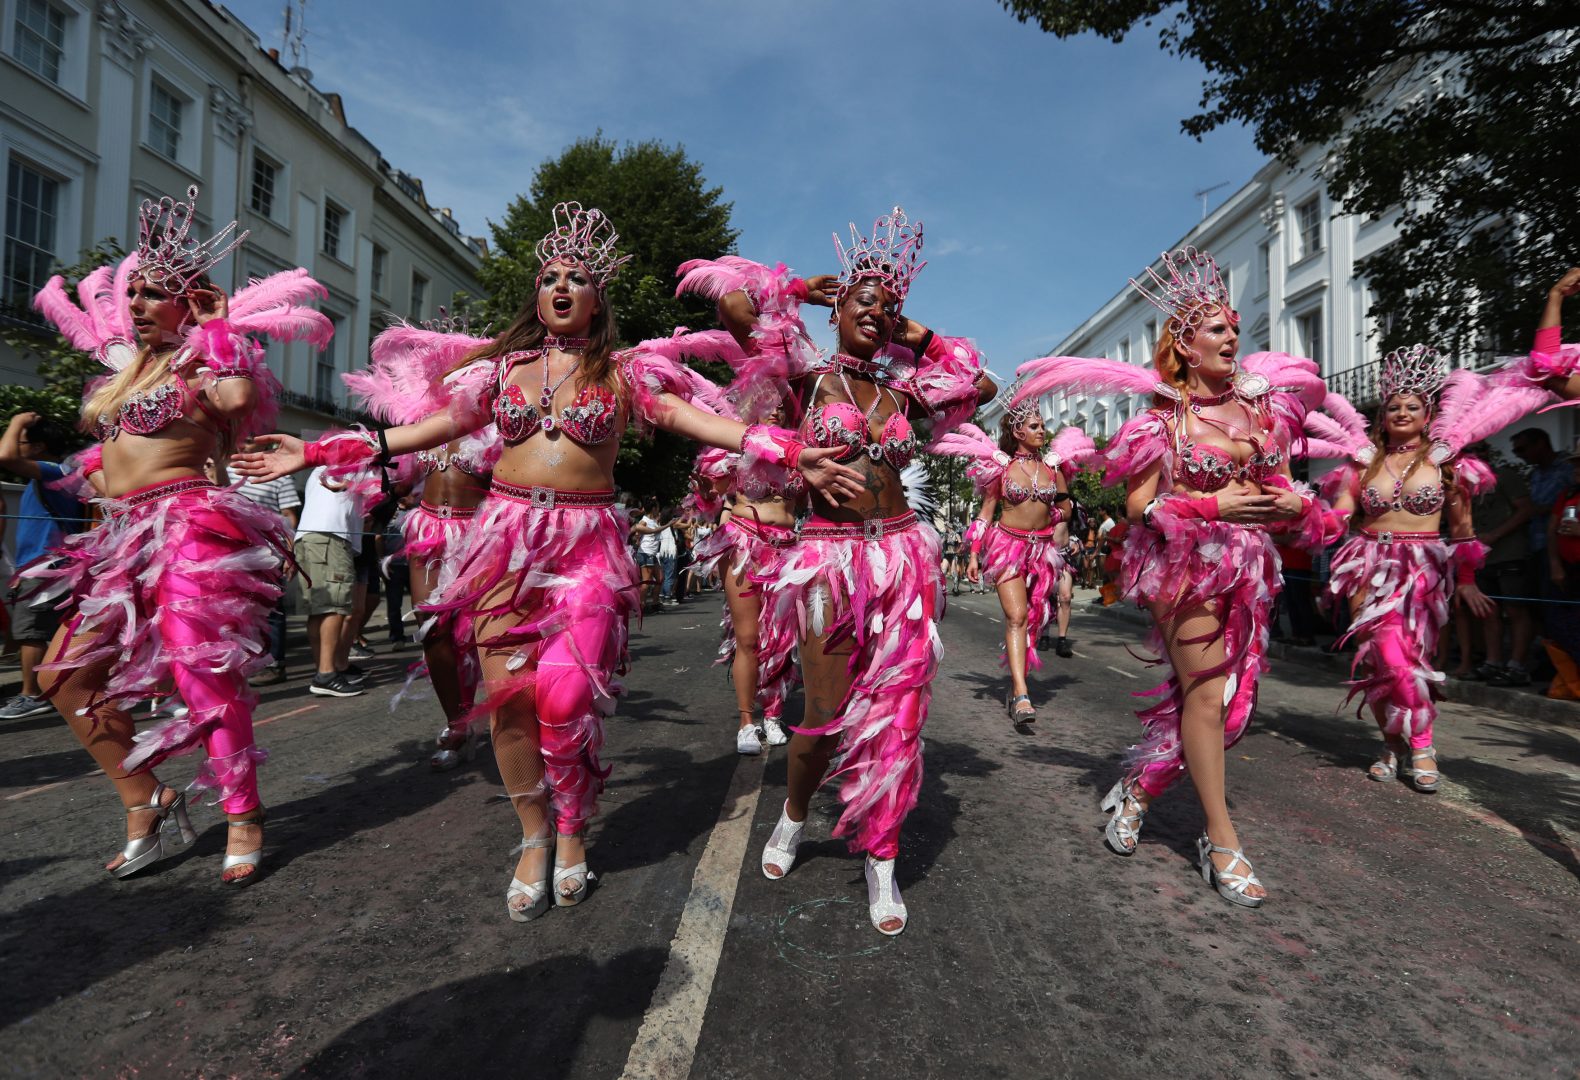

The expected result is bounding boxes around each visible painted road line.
[1072,651,1092,659]
[4,703,323,801]
[621,752,764,1080]
[1105,665,1138,680]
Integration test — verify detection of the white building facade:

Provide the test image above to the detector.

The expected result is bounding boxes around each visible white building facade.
[0,0,486,435]
[985,149,1568,468]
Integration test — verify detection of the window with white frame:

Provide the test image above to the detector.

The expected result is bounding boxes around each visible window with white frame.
[148,80,184,161]
[1143,318,1157,362]
[371,244,388,297]
[13,0,66,83]
[1118,398,1133,424]
[1366,287,1396,362]
[410,270,428,319]
[1115,336,1130,366]
[1293,197,1324,261]
[1256,242,1270,297]
[250,153,279,220]
[3,157,61,309]
[1295,307,1324,368]
[322,201,345,260]
[315,313,341,402]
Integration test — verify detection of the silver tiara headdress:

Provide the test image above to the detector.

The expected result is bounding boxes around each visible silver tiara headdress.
[1130,246,1235,338]
[832,206,926,312]
[136,185,247,292]
[1005,387,1040,429]
[1379,343,1450,402]
[534,201,632,289]
[420,305,473,335]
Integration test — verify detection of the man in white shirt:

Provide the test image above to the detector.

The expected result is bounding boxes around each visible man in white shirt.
[294,466,366,697]
[630,496,664,613]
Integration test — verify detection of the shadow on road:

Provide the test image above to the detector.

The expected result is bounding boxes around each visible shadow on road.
[295,946,671,1078]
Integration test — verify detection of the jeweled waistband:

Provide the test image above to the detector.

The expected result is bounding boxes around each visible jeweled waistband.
[1358,528,1442,545]
[419,500,481,520]
[108,477,216,516]
[489,482,615,509]
[800,510,917,541]
[996,523,1057,541]
[725,515,797,547]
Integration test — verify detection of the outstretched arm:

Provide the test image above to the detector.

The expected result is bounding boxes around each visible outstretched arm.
[232,406,484,483]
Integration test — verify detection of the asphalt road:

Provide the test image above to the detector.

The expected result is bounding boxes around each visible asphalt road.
[2,588,1577,1079]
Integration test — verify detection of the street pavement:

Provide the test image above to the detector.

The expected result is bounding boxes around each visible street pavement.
[2,588,1577,1079]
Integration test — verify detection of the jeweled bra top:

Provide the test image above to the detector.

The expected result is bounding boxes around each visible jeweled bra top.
[1001,456,1060,511]
[416,446,490,478]
[94,352,222,440]
[801,360,918,470]
[1171,392,1284,493]
[492,351,619,447]
[1361,450,1445,516]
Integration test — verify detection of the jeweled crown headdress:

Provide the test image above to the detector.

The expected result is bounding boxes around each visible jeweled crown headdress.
[534,201,632,290]
[420,305,473,335]
[832,206,926,312]
[1005,386,1040,430]
[137,185,247,292]
[1130,246,1236,339]
[1379,343,1449,402]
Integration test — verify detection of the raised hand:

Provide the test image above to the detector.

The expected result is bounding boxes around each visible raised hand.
[187,284,230,325]
[803,274,839,308]
[797,445,865,503]
[231,434,305,482]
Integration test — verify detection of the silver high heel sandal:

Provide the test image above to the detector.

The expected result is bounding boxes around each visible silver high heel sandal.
[1196,834,1266,909]
[506,833,554,922]
[761,801,805,879]
[430,725,479,772]
[221,809,266,887]
[1100,778,1145,856]
[864,854,908,936]
[111,783,197,879]
[1367,742,1401,782]
[1404,746,1441,793]
[553,831,593,907]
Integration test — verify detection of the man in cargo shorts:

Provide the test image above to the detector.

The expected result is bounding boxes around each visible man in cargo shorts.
[295,466,366,697]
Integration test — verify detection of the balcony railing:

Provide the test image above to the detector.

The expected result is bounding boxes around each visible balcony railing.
[279,388,373,428]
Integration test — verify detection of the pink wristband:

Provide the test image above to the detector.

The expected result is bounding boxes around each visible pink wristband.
[787,277,809,303]
[1179,495,1220,521]
[304,431,379,468]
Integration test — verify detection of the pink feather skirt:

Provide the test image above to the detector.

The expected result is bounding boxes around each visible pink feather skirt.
[1327,530,1458,744]
[692,514,800,722]
[392,501,484,721]
[422,483,637,834]
[981,522,1067,670]
[1120,512,1281,797]
[24,477,288,799]
[756,511,942,859]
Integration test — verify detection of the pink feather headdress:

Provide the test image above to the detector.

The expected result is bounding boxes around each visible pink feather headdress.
[33,252,140,371]
[534,201,631,290]
[1427,367,1548,465]
[832,206,925,316]
[138,185,248,292]
[1130,246,1237,339]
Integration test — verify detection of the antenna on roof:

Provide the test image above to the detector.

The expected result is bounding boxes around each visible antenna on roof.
[1194,181,1230,220]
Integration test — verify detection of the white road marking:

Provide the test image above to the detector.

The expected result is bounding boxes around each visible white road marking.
[1105,665,1138,680]
[621,753,764,1079]
[1072,651,1092,660]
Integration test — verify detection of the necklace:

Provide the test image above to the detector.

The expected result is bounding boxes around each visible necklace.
[539,354,582,426]
[835,369,892,459]
[1386,441,1420,455]
[543,334,590,352]
[1188,389,1236,411]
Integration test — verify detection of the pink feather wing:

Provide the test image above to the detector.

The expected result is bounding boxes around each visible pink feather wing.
[1014,355,1162,405]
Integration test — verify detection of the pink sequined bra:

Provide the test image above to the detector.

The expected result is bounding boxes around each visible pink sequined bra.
[492,353,619,447]
[94,370,220,441]
[1172,395,1284,494]
[1362,478,1444,517]
[416,447,490,478]
[1001,458,1060,510]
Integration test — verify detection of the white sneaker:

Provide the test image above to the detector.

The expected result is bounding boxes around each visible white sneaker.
[736,725,763,756]
[761,717,789,746]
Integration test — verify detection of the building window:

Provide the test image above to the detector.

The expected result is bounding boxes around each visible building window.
[1143,318,1157,362]
[3,158,60,308]
[1256,242,1271,298]
[315,316,340,402]
[1115,336,1130,366]
[371,244,388,296]
[250,154,278,219]
[148,81,183,161]
[1294,197,1323,261]
[322,202,345,260]
[1296,307,1324,368]
[410,271,428,319]
[13,0,66,83]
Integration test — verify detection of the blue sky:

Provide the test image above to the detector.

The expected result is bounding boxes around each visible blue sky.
[250,1,1266,379]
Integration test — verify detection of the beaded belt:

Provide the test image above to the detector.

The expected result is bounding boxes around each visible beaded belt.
[419,500,480,520]
[800,510,917,541]
[489,482,615,510]
[1360,528,1440,545]
[108,477,215,516]
[996,523,1057,542]
[726,515,797,548]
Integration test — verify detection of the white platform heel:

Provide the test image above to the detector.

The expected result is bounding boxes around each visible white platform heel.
[760,802,805,879]
[506,833,554,922]
[864,855,908,936]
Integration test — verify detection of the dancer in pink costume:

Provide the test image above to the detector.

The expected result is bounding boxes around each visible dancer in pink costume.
[678,257,819,758]
[1307,346,1543,792]
[686,209,996,935]
[1015,247,1325,908]
[345,313,501,770]
[1496,267,1580,398]
[237,203,863,922]
[25,185,332,884]
[937,402,1095,725]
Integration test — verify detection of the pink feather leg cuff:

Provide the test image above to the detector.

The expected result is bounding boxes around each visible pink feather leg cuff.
[965,519,987,556]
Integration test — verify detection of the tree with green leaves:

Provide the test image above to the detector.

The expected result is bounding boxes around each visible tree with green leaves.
[996,1,1580,358]
[478,134,739,502]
